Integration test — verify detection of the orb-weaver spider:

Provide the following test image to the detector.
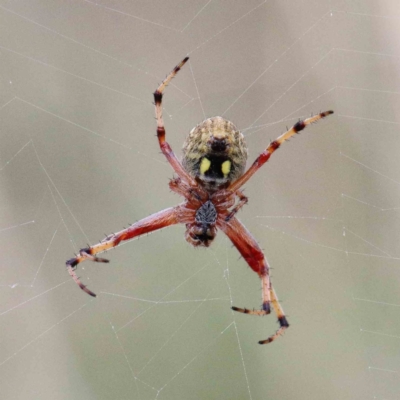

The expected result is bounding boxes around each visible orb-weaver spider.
[66,57,333,344]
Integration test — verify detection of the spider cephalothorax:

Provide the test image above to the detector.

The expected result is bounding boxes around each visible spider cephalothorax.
[185,200,217,247]
[66,57,333,344]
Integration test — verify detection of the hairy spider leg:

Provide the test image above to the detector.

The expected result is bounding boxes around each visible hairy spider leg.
[66,57,202,298]
[229,111,334,193]
[153,57,197,187]
[66,207,181,296]
[259,287,289,344]
[218,216,273,314]
[218,215,289,344]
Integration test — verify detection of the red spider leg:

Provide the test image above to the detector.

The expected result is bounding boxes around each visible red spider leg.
[229,111,334,193]
[153,57,198,187]
[217,215,289,344]
[217,216,272,315]
[66,206,184,297]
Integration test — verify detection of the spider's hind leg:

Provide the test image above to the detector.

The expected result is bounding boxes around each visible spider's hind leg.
[66,249,110,297]
[231,271,272,315]
[258,286,289,345]
[79,249,110,264]
[219,216,290,344]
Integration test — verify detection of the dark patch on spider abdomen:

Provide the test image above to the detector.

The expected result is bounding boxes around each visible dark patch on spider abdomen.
[195,200,217,225]
[200,155,231,180]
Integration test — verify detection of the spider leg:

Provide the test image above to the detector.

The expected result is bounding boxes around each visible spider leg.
[80,251,109,263]
[154,57,197,186]
[258,286,289,345]
[67,264,98,297]
[66,206,182,297]
[218,215,289,344]
[225,190,248,221]
[229,111,334,192]
[169,176,207,203]
[218,216,272,315]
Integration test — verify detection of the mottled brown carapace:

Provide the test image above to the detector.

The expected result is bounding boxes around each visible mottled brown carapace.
[66,57,333,344]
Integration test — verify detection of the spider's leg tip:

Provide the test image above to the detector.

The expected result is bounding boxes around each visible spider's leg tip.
[322,110,334,117]
[258,339,271,345]
[81,284,97,297]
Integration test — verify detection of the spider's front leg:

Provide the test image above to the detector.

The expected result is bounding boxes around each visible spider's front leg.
[153,57,198,187]
[229,110,334,193]
[66,206,183,297]
[218,215,289,344]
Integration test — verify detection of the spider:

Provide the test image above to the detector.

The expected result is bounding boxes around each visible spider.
[66,57,333,344]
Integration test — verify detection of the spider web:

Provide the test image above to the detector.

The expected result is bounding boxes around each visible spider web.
[0,0,399,399]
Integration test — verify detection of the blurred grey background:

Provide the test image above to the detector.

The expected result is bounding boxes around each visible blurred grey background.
[0,1,399,399]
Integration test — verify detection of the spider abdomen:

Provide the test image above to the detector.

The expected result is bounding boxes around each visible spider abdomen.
[182,117,248,191]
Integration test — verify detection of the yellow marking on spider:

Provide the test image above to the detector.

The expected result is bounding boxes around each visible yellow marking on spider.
[221,160,231,177]
[200,157,211,174]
